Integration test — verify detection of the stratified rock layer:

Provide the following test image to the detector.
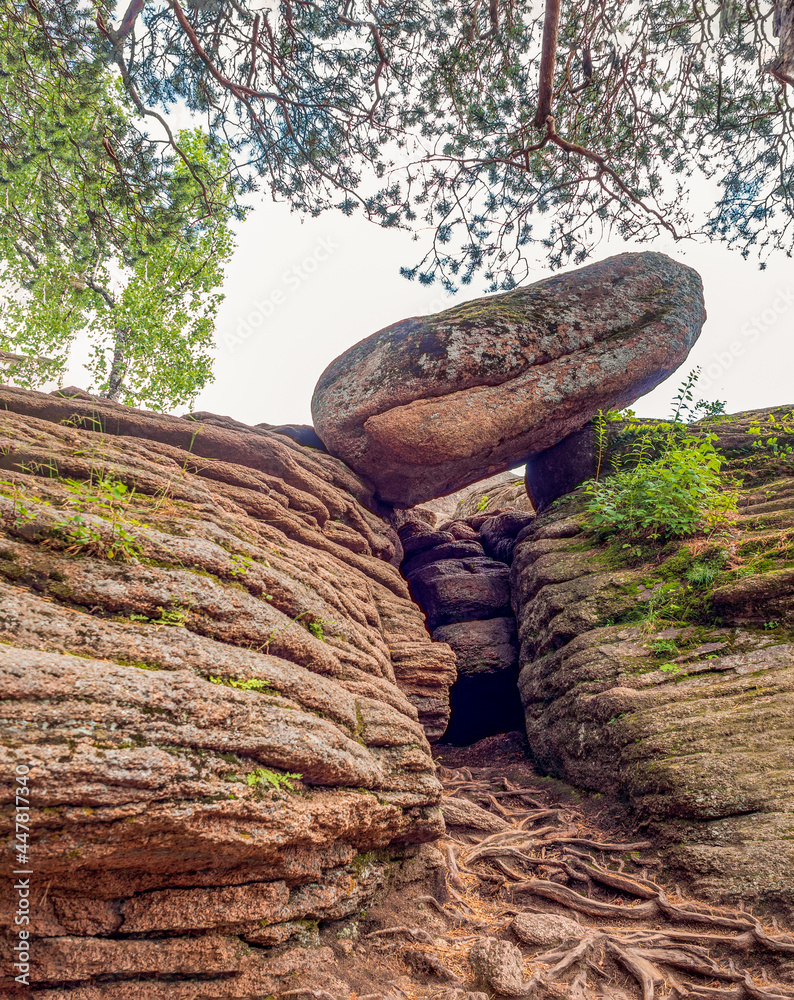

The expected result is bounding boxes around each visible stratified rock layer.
[0,387,455,996]
[510,409,794,918]
[312,252,705,506]
[398,515,528,745]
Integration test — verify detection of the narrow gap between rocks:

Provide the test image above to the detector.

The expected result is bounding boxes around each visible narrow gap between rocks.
[395,484,533,747]
[442,665,524,746]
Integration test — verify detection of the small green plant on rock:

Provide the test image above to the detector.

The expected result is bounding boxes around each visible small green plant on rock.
[691,398,727,422]
[748,412,794,458]
[62,514,141,562]
[208,675,279,695]
[55,476,143,562]
[635,588,686,634]
[308,617,336,642]
[246,768,301,794]
[260,609,311,653]
[228,553,252,577]
[153,603,190,627]
[584,438,736,541]
[583,371,739,543]
[649,638,679,658]
[0,479,40,526]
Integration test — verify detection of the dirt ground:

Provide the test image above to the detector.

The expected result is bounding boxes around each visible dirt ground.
[284,732,794,1000]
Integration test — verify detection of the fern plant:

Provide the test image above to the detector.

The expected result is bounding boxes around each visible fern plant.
[246,768,302,794]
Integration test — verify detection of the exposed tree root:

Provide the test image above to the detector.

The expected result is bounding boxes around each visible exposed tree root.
[430,764,794,1000]
[366,926,437,944]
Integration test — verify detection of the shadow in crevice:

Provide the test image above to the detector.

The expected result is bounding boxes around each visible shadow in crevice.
[440,665,524,746]
[395,505,535,749]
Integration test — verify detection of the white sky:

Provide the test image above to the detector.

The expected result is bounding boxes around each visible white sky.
[60,192,793,432]
[172,200,793,429]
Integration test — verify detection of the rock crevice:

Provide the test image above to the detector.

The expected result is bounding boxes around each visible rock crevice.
[396,508,534,746]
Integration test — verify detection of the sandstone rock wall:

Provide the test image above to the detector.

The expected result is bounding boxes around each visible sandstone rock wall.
[0,387,455,996]
[415,470,530,524]
[509,409,794,918]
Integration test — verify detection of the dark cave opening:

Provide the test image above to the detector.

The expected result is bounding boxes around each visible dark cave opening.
[397,506,535,750]
[439,662,525,746]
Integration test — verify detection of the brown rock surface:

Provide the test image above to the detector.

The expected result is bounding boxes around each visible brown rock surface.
[468,937,526,996]
[524,422,597,513]
[421,471,530,523]
[399,512,526,746]
[448,472,533,521]
[402,539,485,578]
[509,410,794,917]
[407,557,512,631]
[0,386,456,995]
[478,511,536,563]
[311,252,705,506]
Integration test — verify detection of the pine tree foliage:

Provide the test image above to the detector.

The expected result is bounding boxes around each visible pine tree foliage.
[18,0,792,291]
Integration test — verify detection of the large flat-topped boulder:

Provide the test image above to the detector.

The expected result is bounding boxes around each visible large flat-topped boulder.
[311,252,705,507]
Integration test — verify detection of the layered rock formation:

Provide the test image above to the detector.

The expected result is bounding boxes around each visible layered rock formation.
[510,408,794,917]
[6,244,794,998]
[398,509,533,745]
[312,252,705,506]
[451,472,533,520]
[414,471,531,524]
[0,386,455,996]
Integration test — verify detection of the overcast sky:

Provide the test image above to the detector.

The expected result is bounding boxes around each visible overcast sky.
[171,199,793,430]
[61,189,794,431]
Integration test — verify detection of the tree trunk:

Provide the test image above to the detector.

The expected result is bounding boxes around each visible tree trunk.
[535,0,562,127]
[770,0,794,86]
[104,328,130,402]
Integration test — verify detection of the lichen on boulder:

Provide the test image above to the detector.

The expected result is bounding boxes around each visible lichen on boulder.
[312,252,705,506]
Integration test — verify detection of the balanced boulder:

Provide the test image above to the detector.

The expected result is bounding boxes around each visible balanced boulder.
[311,252,705,507]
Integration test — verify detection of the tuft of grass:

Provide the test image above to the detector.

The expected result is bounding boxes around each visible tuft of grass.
[649,638,679,658]
[208,675,279,695]
[686,561,719,587]
[55,477,143,562]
